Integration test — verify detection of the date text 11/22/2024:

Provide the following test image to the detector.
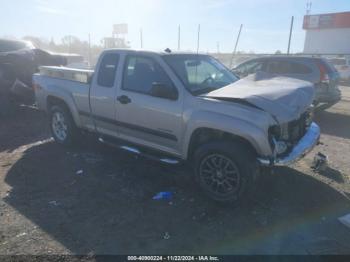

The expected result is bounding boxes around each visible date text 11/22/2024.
[127,256,220,261]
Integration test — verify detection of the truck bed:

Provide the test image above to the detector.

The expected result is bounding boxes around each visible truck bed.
[33,66,93,130]
[38,66,94,84]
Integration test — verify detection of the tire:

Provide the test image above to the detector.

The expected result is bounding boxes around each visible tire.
[49,105,79,147]
[194,140,259,204]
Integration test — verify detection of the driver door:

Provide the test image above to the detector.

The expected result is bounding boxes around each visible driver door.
[115,54,183,155]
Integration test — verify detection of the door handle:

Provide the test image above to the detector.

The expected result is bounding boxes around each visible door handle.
[117,95,131,104]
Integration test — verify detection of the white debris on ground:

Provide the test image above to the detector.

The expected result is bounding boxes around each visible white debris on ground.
[163,232,170,240]
[48,201,60,206]
[15,232,27,238]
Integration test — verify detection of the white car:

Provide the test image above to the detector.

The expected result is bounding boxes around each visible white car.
[329,58,350,81]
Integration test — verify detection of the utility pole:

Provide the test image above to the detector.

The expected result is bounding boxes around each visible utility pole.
[88,33,91,66]
[140,28,143,49]
[287,16,294,55]
[229,24,243,68]
[195,24,201,84]
[306,1,312,15]
[68,35,72,54]
[216,41,220,54]
[196,24,200,54]
[178,25,181,50]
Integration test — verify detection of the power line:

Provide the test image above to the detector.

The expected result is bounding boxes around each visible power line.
[287,16,294,55]
[140,28,143,49]
[229,24,243,68]
[196,24,200,54]
[178,25,181,50]
[306,1,312,15]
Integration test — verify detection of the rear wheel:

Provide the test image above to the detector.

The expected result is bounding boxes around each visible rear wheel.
[49,105,79,147]
[194,141,259,204]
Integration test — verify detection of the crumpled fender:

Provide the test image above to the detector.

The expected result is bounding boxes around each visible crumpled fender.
[182,110,273,158]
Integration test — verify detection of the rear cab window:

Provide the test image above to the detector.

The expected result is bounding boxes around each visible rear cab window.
[97,53,120,87]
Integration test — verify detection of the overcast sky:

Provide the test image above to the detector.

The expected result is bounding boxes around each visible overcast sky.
[2,0,349,53]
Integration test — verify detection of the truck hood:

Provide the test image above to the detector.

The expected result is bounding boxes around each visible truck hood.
[204,73,315,123]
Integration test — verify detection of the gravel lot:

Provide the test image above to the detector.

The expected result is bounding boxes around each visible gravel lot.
[1,86,350,255]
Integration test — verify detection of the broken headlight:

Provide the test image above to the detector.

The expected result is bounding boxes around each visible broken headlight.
[305,106,314,128]
[268,124,289,155]
[268,123,289,141]
[268,106,314,156]
[273,138,288,155]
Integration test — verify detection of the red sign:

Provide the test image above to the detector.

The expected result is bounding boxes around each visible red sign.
[303,11,350,30]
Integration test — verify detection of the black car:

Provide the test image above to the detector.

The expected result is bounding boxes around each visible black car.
[0,38,67,107]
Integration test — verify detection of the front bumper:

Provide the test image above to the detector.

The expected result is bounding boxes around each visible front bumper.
[257,122,320,166]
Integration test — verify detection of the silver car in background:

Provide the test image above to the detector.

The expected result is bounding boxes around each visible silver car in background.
[232,56,341,110]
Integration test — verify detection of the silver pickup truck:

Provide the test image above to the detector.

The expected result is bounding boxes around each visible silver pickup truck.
[33,49,320,203]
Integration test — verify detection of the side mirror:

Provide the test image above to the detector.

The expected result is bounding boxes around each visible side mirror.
[150,82,178,100]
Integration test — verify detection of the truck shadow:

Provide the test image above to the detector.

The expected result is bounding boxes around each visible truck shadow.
[4,141,350,254]
[0,106,50,153]
[317,166,345,183]
[314,110,350,139]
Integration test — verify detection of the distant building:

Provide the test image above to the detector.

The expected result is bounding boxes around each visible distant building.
[303,11,350,54]
[103,37,129,49]
[102,24,130,49]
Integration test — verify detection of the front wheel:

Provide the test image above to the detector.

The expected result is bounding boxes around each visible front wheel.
[194,141,259,204]
[49,105,79,147]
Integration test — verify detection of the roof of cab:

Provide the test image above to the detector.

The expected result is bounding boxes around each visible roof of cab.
[102,48,206,56]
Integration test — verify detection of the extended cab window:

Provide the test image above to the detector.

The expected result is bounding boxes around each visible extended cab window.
[123,55,174,94]
[97,53,120,87]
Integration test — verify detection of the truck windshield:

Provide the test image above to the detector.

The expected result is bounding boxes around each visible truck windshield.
[163,54,238,95]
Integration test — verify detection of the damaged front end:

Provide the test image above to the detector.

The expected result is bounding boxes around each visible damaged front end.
[258,108,320,166]
[204,73,320,166]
